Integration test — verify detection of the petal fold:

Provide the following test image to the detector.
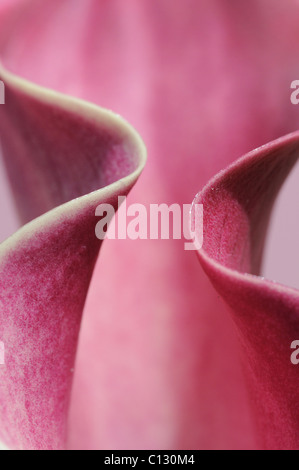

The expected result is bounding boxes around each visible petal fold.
[193,132,299,450]
[0,63,146,450]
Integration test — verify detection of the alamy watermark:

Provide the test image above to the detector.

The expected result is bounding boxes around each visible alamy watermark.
[0,342,4,365]
[291,341,299,365]
[290,81,299,105]
[0,81,4,104]
[95,197,203,251]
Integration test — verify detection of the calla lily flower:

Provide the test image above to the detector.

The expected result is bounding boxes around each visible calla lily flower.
[192,132,299,450]
[1,0,299,451]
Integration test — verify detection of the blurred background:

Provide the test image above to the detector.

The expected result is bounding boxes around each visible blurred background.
[1,0,299,450]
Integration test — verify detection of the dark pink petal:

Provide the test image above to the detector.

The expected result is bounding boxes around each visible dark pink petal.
[193,132,299,450]
[0,64,146,450]
[2,0,299,450]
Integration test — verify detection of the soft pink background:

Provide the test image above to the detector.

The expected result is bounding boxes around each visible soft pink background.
[1,0,299,449]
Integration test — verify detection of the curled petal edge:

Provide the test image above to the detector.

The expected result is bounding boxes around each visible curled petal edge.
[0,62,146,450]
[192,132,299,450]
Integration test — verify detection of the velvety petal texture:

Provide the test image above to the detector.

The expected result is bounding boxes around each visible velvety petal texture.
[193,132,299,450]
[0,65,146,450]
[1,0,299,450]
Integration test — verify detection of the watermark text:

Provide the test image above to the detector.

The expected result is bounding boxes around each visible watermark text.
[95,197,203,251]
[0,81,4,104]
[0,342,4,365]
[291,341,299,365]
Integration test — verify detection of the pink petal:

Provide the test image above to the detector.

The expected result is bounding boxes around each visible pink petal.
[65,1,299,450]
[0,64,146,450]
[193,132,299,450]
[1,0,299,450]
